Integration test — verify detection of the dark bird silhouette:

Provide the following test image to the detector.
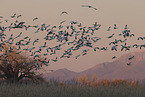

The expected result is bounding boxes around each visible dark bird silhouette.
[60,11,68,16]
[81,5,97,10]
[114,24,117,29]
[124,25,128,29]
[112,56,117,59]
[107,26,111,31]
[111,45,118,51]
[33,17,38,21]
[0,16,3,18]
[51,57,58,62]
[94,47,99,51]
[129,56,134,60]
[127,62,131,66]
[107,34,114,38]
[11,13,16,18]
[17,15,22,18]
[60,20,66,24]
[75,54,80,59]
[33,38,39,46]
[137,37,145,40]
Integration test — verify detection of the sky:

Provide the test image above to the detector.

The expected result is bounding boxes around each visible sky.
[0,0,145,72]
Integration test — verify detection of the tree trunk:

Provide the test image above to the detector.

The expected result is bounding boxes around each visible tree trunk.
[6,73,19,83]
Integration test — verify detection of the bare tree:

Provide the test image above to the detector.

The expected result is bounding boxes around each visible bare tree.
[0,43,44,83]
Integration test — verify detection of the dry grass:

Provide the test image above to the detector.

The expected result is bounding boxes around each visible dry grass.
[0,76,145,97]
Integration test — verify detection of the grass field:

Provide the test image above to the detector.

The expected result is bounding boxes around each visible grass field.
[0,78,145,97]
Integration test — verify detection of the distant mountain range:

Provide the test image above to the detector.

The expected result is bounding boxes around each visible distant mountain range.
[42,49,145,81]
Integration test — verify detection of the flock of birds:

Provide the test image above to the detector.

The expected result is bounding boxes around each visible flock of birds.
[0,5,143,70]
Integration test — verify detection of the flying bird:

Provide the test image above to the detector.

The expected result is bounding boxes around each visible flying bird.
[124,25,128,29]
[101,47,108,51]
[33,38,39,45]
[107,34,114,38]
[137,37,145,40]
[81,5,97,10]
[49,70,54,72]
[43,53,48,56]
[9,47,14,53]
[4,20,8,22]
[51,57,58,62]
[11,13,16,18]
[33,17,38,21]
[33,54,39,59]
[78,23,82,27]
[130,34,134,38]
[111,45,118,51]
[107,26,111,31]
[34,50,41,54]
[24,36,29,39]
[16,51,22,54]
[114,24,117,29]
[42,42,47,47]
[0,16,3,18]
[60,20,66,24]
[30,52,34,56]
[17,15,22,18]
[15,32,22,39]
[94,47,99,51]
[112,56,117,59]
[127,62,131,66]
[128,56,134,60]
[75,54,80,59]
[29,47,35,52]
[60,11,68,16]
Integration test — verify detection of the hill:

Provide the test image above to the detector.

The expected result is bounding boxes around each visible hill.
[42,49,145,81]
